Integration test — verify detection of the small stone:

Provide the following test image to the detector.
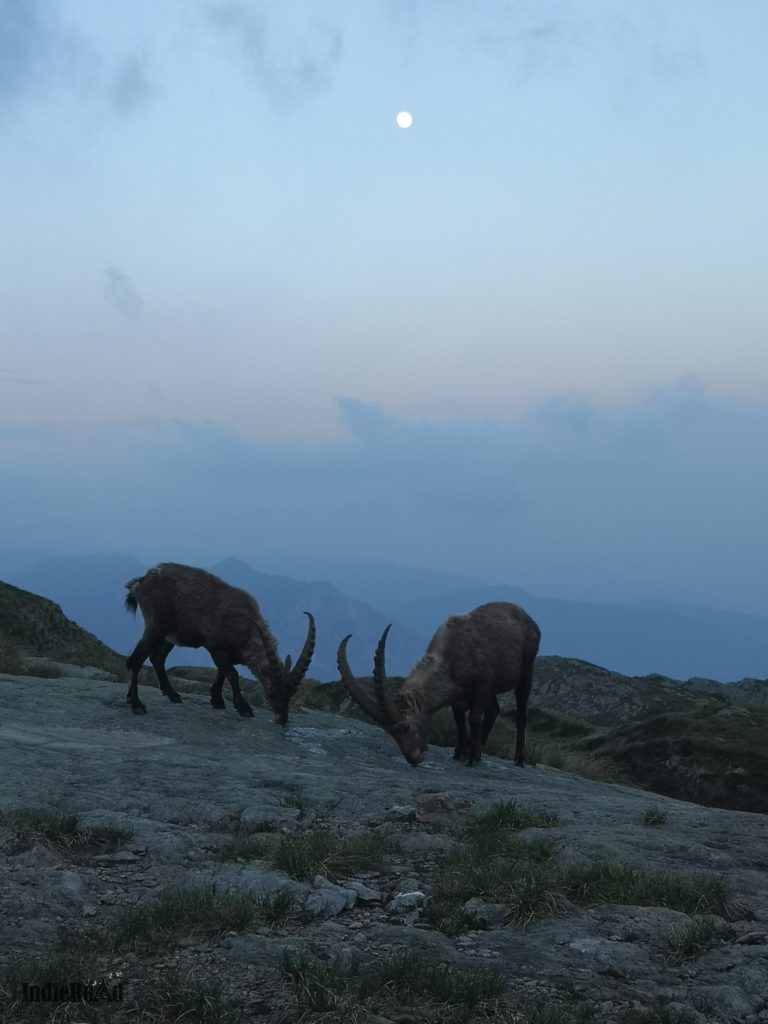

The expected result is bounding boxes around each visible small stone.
[94,850,138,863]
[393,878,422,897]
[387,804,417,821]
[304,876,357,918]
[347,880,383,902]
[386,891,426,914]
[461,897,508,929]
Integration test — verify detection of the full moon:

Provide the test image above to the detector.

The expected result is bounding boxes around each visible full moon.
[395,111,413,129]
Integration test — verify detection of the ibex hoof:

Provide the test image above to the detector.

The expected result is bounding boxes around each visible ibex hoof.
[167,692,183,704]
[235,704,254,718]
[210,698,226,709]
[131,704,147,715]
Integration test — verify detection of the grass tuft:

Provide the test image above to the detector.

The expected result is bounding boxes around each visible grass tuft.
[269,829,390,882]
[110,884,254,949]
[255,888,295,923]
[148,970,242,1023]
[663,915,729,963]
[567,860,732,917]
[0,946,114,1023]
[639,806,668,827]
[463,800,559,849]
[0,807,134,857]
[281,949,506,1016]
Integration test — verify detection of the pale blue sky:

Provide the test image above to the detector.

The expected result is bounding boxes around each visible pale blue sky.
[2,1,767,614]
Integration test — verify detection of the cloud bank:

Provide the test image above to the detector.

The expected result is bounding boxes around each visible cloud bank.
[1,382,766,615]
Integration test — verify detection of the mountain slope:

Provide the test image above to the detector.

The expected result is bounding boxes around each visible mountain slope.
[0,580,122,675]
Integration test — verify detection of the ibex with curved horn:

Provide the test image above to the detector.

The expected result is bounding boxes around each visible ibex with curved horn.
[337,602,540,767]
[124,563,316,724]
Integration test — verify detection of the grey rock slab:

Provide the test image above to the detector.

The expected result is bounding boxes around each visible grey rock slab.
[2,670,768,1022]
[305,875,358,917]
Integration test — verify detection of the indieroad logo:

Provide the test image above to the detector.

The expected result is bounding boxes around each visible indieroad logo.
[21,979,124,1004]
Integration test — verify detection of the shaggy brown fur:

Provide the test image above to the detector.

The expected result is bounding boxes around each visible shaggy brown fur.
[125,563,315,724]
[338,602,540,767]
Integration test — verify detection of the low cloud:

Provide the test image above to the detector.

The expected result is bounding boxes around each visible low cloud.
[209,2,343,106]
[103,267,144,324]
[110,50,157,116]
[1,382,767,614]
[382,1,703,88]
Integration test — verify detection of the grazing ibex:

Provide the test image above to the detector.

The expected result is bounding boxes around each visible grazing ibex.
[124,563,316,725]
[337,602,540,767]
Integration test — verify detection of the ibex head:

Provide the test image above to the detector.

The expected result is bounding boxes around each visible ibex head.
[252,611,317,725]
[337,626,429,766]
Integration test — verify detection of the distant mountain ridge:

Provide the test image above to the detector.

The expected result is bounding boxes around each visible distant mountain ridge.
[6,553,768,682]
[7,554,426,681]
[392,586,768,683]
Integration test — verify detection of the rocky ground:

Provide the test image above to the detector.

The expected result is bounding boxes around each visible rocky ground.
[1,666,767,1023]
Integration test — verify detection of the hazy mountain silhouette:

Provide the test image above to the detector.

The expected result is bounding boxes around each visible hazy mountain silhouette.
[8,554,425,680]
[7,554,768,682]
[393,586,768,682]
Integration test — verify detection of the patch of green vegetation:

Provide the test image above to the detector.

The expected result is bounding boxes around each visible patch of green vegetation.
[0,634,24,675]
[584,706,768,813]
[281,949,506,1018]
[269,829,391,882]
[210,812,278,861]
[0,946,110,1023]
[528,706,596,739]
[0,954,243,1024]
[428,803,737,935]
[425,706,619,780]
[639,806,668,827]
[293,678,349,713]
[254,888,295,923]
[567,861,732,917]
[0,808,133,857]
[429,836,565,931]
[428,802,565,931]
[663,915,729,963]
[525,737,624,782]
[148,971,242,1024]
[110,885,255,949]
[463,800,559,849]
[0,580,123,676]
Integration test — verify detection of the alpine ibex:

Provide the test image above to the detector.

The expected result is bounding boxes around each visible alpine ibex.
[124,563,316,724]
[337,602,540,767]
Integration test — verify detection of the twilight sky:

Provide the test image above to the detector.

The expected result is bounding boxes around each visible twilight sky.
[2,1,767,615]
